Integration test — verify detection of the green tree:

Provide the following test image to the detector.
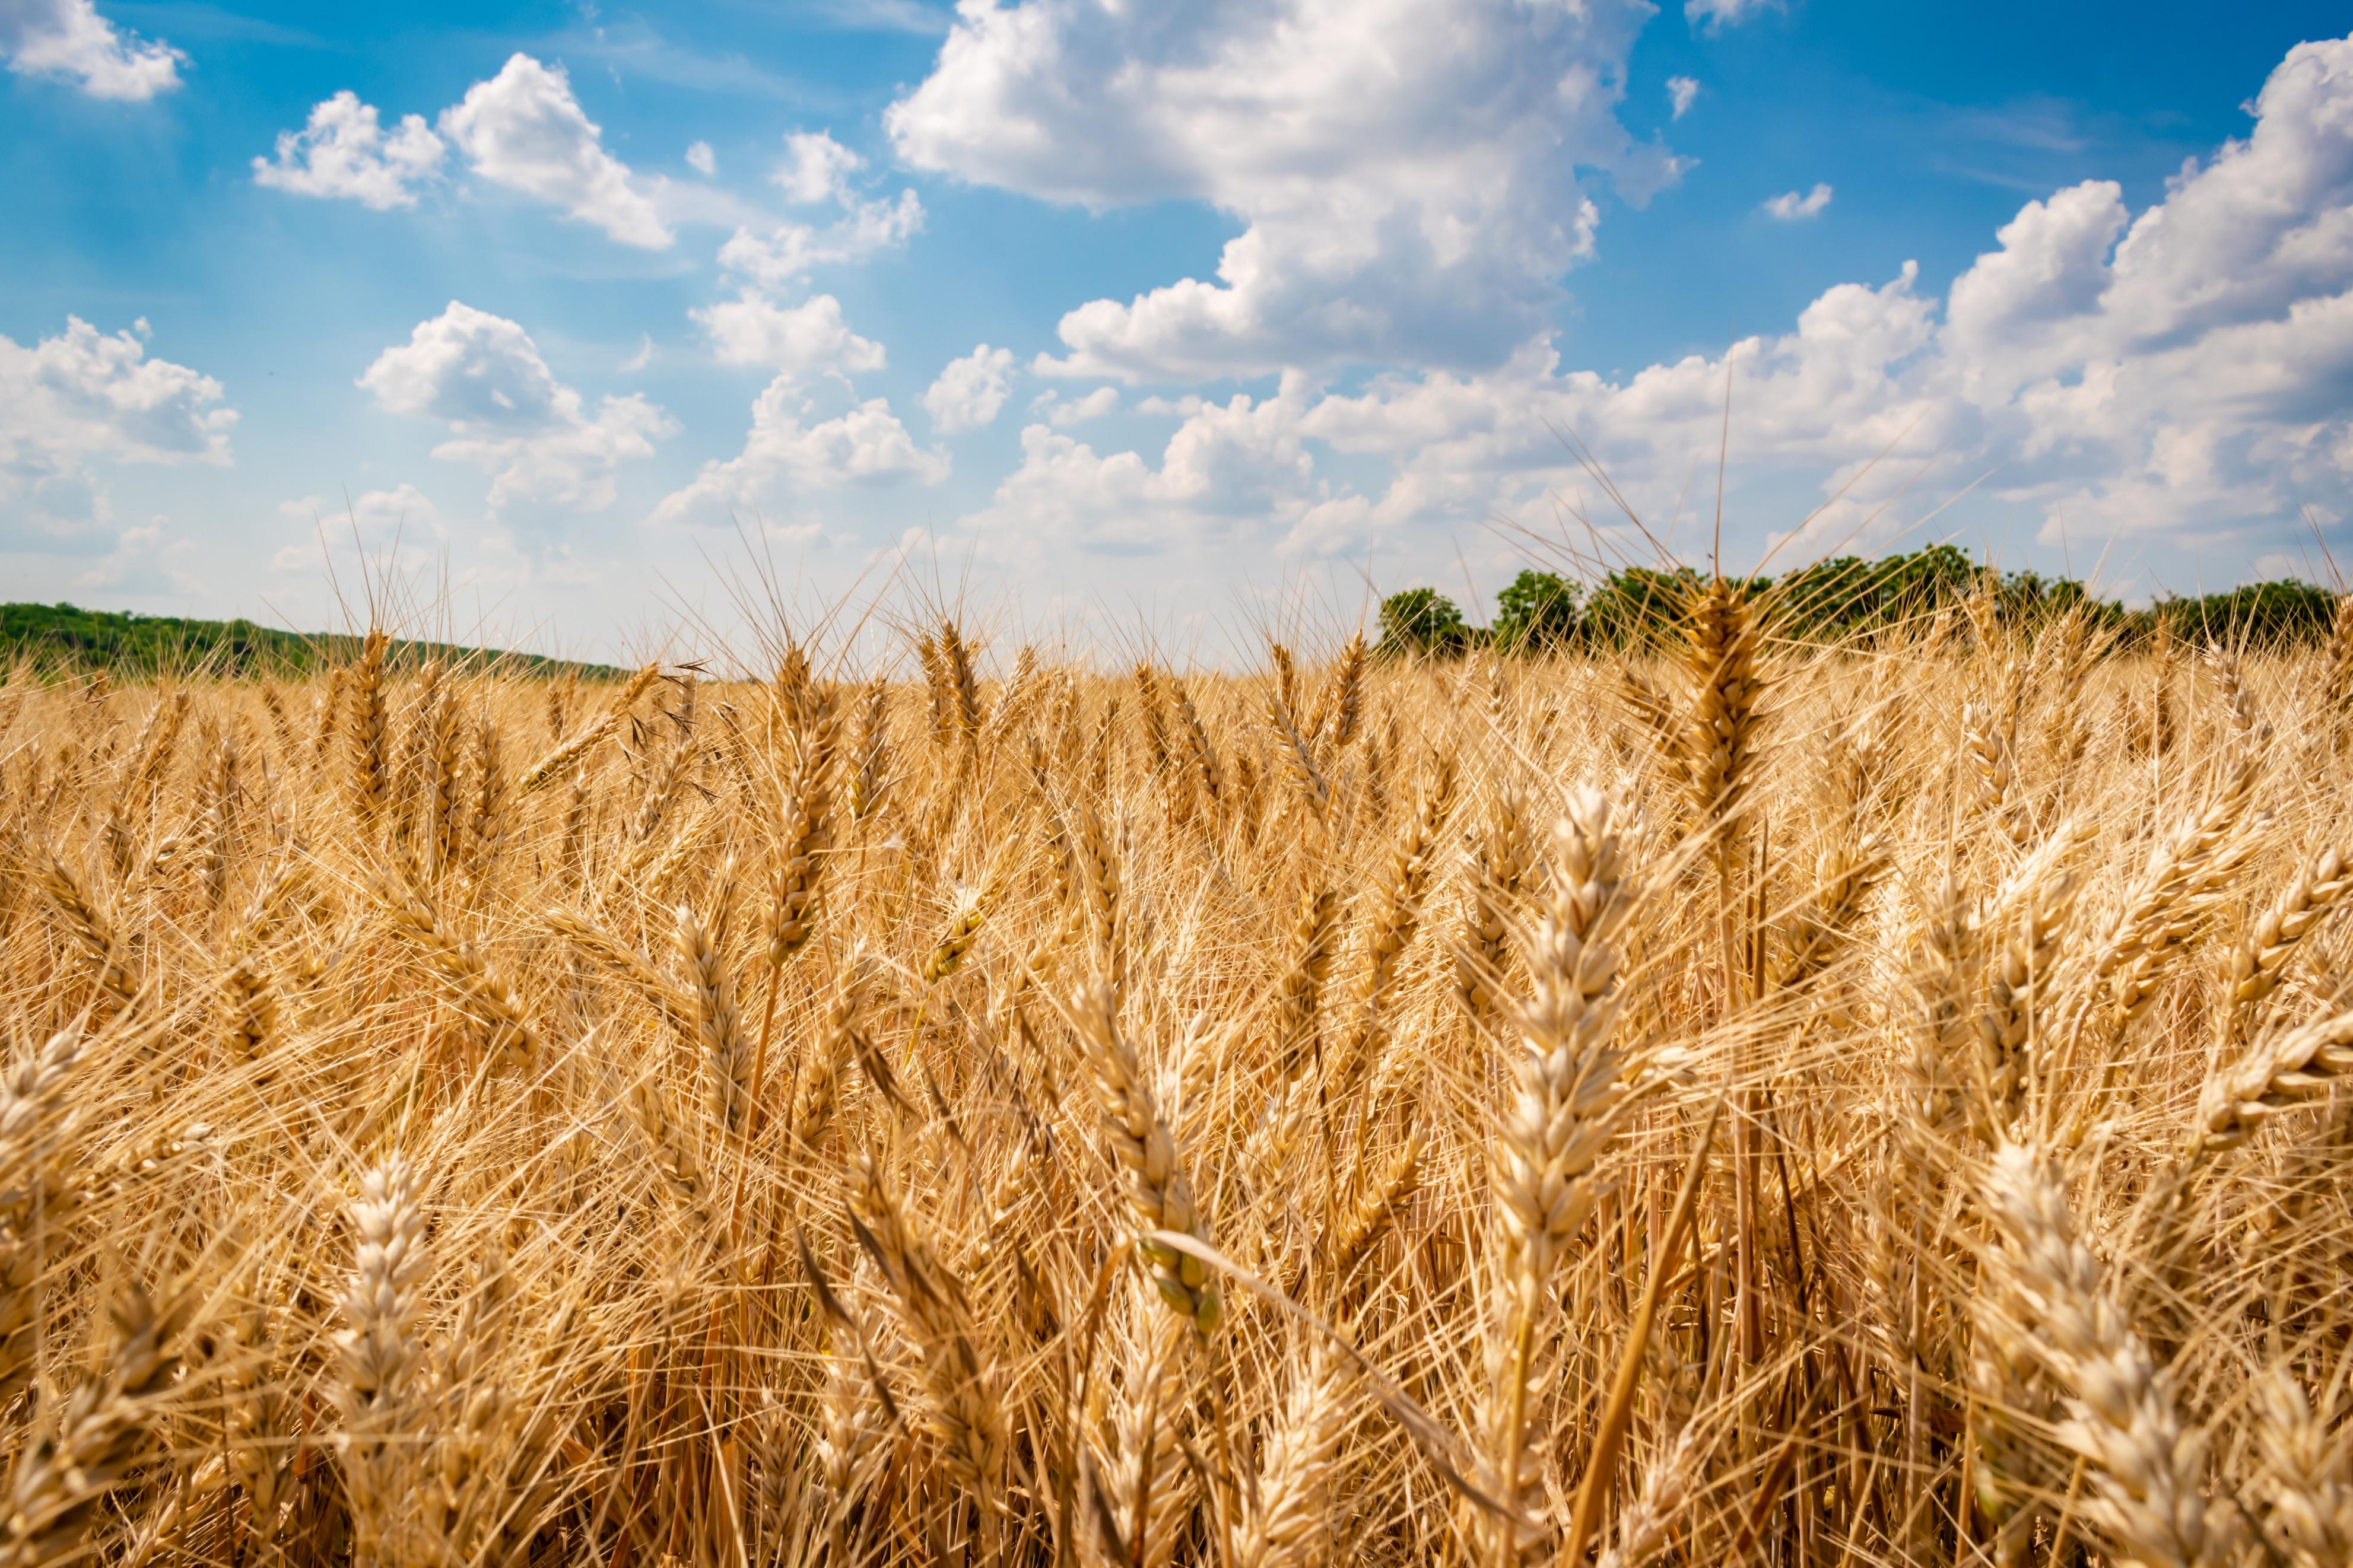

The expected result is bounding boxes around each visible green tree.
[1491,570,1579,651]
[1579,566,1701,648]
[1377,587,1469,657]
[1768,545,1986,638]
[2151,581,2338,646]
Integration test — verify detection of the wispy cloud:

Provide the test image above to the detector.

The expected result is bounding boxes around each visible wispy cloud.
[804,0,951,36]
[554,15,818,100]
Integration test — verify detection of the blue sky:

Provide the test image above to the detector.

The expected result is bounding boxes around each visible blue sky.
[4,0,2351,659]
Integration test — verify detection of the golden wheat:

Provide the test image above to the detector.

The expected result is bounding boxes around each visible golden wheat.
[0,604,2344,1568]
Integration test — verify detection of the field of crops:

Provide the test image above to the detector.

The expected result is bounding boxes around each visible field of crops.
[2,584,2349,1568]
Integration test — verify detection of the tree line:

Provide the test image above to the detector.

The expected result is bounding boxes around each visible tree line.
[0,602,620,680]
[1378,545,2347,655]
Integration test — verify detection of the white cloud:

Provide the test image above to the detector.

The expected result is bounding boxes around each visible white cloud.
[434,401,672,518]
[253,91,446,211]
[358,301,674,517]
[700,125,920,291]
[776,129,862,203]
[887,0,1676,381]
[437,53,672,249]
[1036,386,1120,427]
[956,380,1326,558]
[0,316,235,542]
[653,383,947,526]
[692,291,887,380]
[1686,0,1781,31]
[1667,77,1701,120]
[1762,183,1834,221]
[716,188,923,285]
[1298,266,1950,550]
[0,0,180,100]
[685,139,716,176]
[274,483,444,570]
[358,301,569,427]
[75,517,204,595]
[923,344,1015,434]
[942,34,2353,575]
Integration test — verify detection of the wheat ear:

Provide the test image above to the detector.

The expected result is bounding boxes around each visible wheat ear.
[1973,850,2079,1144]
[1481,787,1645,1564]
[217,1270,293,1544]
[2222,848,2351,1045]
[35,848,138,1007]
[1,1277,190,1568]
[517,661,661,794]
[1234,1344,1349,1568]
[1069,977,1222,1338]
[1593,1422,1706,1568]
[846,1149,1006,1507]
[1272,880,1339,1081]
[1977,1143,2217,1568]
[335,1154,428,1568]
[677,874,750,1134]
[1454,784,1530,1024]
[348,628,390,825]
[0,1031,82,1413]
[792,962,872,1149]
[1679,578,1765,849]
[378,859,539,1068]
[2251,1370,2353,1568]
[2195,1004,2353,1153]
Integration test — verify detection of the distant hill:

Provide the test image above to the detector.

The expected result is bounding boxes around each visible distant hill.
[0,603,622,680]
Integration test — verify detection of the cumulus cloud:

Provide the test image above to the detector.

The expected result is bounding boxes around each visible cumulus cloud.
[0,0,180,100]
[1762,183,1833,221]
[1304,266,1948,542]
[692,291,888,381]
[1034,386,1119,427]
[691,138,919,407]
[717,188,923,286]
[923,344,1015,434]
[776,129,862,203]
[685,139,716,176]
[944,34,2353,573]
[254,91,447,210]
[653,383,947,526]
[0,317,235,542]
[694,123,924,292]
[1668,77,1701,119]
[957,379,1334,558]
[438,54,672,249]
[887,0,1676,381]
[359,301,673,517]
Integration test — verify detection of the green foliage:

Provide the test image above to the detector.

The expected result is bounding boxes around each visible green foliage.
[0,602,620,680]
[1377,587,1470,657]
[1767,545,1984,636]
[2149,580,2339,647]
[1491,570,1580,651]
[1465,545,2344,657]
[1578,567,1702,648]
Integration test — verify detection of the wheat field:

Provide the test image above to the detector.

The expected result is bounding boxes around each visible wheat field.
[2,583,2351,1568]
